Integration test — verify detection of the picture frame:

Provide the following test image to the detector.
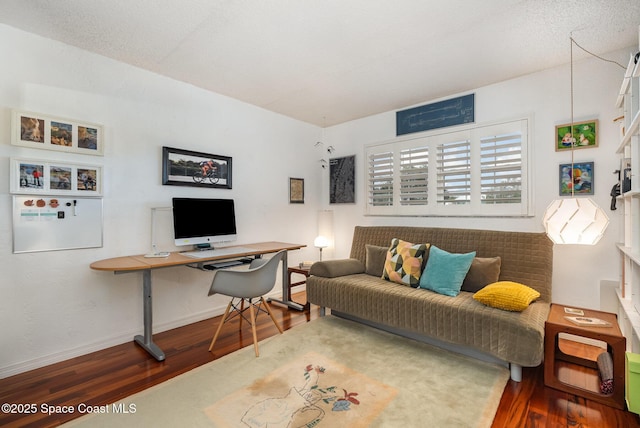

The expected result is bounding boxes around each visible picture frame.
[11,110,104,156]
[396,93,475,135]
[555,119,598,151]
[289,177,304,203]
[162,146,232,189]
[559,161,593,196]
[10,158,103,196]
[330,155,356,204]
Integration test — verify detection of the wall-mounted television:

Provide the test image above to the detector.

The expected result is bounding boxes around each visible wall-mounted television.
[172,197,237,247]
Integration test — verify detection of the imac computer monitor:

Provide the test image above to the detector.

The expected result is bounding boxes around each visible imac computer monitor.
[172,198,237,247]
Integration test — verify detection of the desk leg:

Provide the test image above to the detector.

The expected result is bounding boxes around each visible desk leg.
[133,269,166,361]
[268,251,305,311]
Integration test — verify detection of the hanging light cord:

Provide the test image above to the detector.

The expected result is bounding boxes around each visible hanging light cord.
[567,35,625,197]
[570,37,575,198]
[571,37,626,70]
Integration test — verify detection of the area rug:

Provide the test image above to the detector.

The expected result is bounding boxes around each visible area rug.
[65,316,509,427]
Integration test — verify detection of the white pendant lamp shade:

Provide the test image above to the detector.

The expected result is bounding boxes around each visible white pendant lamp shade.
[543,198,609,245]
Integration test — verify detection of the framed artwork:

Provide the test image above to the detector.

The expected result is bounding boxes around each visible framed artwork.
[10,158,102,196]
[396,93,475,135]
[330,155,355,204]
[555,119,598,151]
[11,110,104,156]
[289,178,304,203]
[559,162,593,196]
[162,146,232,189]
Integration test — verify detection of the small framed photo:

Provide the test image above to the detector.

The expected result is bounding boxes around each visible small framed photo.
[559,161,593,196]
[11,158,102,196]
[555,119,598,151]
[12,110,104,156]
[162,146,232,189]
[289,177,304,203]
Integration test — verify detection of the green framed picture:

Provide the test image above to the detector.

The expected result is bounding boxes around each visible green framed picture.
[555,119,598,151]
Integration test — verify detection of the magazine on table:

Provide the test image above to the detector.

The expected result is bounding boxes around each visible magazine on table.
[563,307,584,316]
[564,316,611,327]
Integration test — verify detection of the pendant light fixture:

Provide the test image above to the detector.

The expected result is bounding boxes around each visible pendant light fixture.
[542,36,609,245]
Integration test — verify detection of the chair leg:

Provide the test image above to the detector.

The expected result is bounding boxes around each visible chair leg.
[261,297,283,334]
[249,301,259,357]
[209,301,233,352]
[239,298,245,329]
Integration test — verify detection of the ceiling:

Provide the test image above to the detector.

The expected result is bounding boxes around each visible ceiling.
[1,0,639,127]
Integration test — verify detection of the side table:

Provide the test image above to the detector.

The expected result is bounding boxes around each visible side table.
[286,266,311,310]
[544,303,626,409]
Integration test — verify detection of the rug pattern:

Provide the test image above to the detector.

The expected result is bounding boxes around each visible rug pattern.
[205,351,397,427]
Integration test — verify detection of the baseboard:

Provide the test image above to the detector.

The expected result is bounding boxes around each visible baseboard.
[0,289,286,379]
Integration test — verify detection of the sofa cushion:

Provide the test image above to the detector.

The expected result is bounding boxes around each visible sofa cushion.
[461,256,502,293]
[306,273,550,367]
[473,281,540,311]
[419,245,475,296]
[309,259,365,278]
[365,244,388,276]
[382,238,429,287]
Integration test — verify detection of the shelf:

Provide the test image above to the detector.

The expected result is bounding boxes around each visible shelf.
[618,190,640,200]
[616,288,640,341]
[616,55,637,108]
[616,109,640,153]
[555,361,604,395]
[617,243,640,265]
[616,26,639,366]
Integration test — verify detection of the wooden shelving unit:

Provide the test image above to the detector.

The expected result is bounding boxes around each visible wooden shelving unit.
[617,26,640,354]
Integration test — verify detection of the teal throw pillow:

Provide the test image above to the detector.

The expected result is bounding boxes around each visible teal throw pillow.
[419,245,476,297]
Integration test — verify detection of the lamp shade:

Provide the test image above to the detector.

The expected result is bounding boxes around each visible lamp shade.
[314,235,330,249]
[542,198,609,245]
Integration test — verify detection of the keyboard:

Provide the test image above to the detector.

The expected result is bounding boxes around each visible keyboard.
[203,260,245,270]
[182,246,255,259]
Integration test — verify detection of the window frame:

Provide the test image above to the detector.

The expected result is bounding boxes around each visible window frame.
[365,117,532,217]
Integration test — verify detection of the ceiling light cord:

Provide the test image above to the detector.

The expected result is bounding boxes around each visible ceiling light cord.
[571,36,626,70]
[570,37,575,198]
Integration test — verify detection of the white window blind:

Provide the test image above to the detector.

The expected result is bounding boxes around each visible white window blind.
[368,151,394,206]
[436,139,471,205]
[364,118,530,217]
[400,146,428,206]
[480,132,522,204]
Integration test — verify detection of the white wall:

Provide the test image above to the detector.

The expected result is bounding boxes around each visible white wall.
[0,25,322,377]
[320,48,629,311]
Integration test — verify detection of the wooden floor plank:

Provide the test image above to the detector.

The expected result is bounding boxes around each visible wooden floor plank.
[1,292,639,428]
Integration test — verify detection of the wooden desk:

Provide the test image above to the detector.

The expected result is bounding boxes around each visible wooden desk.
[91,242,305,361]
[544,304,626,409]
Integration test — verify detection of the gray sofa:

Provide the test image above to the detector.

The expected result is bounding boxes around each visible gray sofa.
[306,226,553,382]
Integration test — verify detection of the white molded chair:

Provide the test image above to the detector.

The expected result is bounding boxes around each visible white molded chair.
[207,251,285,356]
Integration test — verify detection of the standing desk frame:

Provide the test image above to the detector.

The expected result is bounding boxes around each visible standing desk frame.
[90,242,305,361]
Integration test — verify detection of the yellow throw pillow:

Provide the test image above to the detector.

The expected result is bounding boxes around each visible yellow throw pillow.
[473,281,540,312]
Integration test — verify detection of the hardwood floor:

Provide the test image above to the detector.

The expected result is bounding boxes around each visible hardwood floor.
[1,292,638,427]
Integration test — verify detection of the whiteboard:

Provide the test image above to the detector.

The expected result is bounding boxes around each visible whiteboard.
[13,196,103,253]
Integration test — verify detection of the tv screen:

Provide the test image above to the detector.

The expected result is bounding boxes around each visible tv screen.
[172,198,237,247]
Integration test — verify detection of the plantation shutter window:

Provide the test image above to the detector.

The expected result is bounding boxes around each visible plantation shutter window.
[400,146,429,206]
[368,151,394,207]
[364,117,530,217]
[436,139,471,205]
[480,132,522,205]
